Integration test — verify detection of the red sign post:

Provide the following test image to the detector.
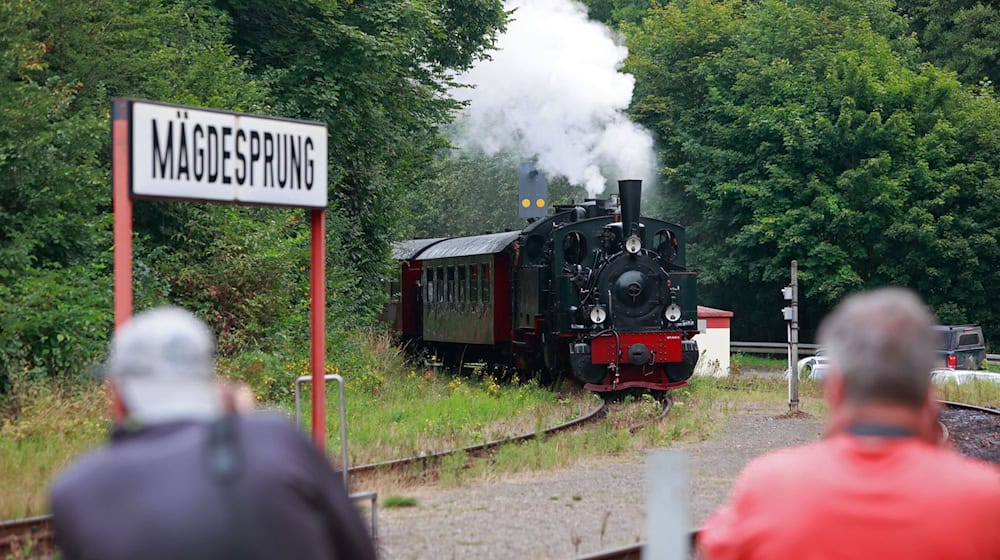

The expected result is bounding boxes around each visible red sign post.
[111,98,330,449]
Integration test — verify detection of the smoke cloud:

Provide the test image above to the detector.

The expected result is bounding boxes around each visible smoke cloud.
[450,0,656,197]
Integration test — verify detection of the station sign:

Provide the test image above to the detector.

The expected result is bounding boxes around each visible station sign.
[128,100,327,208]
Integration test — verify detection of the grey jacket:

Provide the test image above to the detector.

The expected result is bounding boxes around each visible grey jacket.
[51,413,375,560]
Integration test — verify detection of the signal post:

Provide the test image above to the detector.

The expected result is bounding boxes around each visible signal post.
[782,260,799,413]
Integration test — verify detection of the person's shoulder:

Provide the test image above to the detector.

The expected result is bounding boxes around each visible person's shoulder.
[237,411,305,438]
[236,411,314,448]
[738,440,829,481]
[927,447,1000,490]
[50,443,116,503]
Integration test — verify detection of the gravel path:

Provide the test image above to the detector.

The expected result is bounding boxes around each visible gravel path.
[377,404,823,559]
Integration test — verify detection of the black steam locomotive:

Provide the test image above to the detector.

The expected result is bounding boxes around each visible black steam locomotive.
[387,180,699,393]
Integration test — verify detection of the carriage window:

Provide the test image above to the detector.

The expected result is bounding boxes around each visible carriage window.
[425,269,434,304]
[458,265,466,303]
[481,263,491,303]
[447,266,455,303]
[470,264,479,303]
[436,267,444,302]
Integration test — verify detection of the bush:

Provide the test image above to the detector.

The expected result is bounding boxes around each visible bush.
[0,265,112,386]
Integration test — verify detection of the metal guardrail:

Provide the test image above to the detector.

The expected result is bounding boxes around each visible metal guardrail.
[733,343,999,364]
[731,341,820,355]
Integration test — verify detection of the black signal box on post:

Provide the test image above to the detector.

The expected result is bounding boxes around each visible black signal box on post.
[518,162,548,218]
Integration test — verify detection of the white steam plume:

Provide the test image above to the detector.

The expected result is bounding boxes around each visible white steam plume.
[450,0,655,197]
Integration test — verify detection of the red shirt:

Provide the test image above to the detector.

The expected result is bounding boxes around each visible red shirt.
[699,434,1000,559]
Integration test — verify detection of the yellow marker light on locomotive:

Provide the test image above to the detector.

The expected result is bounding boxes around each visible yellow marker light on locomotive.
[521,198,531,208]
[536,198,545,208]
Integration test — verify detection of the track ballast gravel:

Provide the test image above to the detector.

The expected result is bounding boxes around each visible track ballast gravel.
[377,406,823,559]
[941,406,1000,464]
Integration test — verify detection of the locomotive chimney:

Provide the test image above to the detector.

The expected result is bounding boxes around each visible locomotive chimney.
[618,179,641,237]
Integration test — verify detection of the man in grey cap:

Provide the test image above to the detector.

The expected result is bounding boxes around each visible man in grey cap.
[50,307,375,560]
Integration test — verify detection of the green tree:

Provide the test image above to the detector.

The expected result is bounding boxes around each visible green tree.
[1,0,278,380]
[401,150,589,238]
[215,0,507,320]
[897,0,1000,89]
[626,0,1000,340]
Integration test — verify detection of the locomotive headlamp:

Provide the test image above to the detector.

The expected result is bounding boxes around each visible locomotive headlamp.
[664,303,682,322]
[589,305,608,325]
[625,235,641,254]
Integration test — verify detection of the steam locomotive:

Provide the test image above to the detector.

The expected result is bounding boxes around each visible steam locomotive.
[387,179,699,394]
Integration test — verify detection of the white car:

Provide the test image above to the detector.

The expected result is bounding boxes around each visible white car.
[797,349,828,380]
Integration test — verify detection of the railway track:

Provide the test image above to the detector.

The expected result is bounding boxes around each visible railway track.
[0,393,675,558]
[348,393,675,478]
[0,516,55,559]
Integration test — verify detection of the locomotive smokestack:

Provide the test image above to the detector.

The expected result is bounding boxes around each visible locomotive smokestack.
[618,179,641,237]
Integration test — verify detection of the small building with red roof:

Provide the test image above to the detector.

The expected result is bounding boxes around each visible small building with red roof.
[694,305,734,377]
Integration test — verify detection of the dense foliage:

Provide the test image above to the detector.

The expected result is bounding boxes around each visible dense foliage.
[0,0,505,385]
[623,0,1000,340]
[897,0,1000,89]
[402,150,589,238]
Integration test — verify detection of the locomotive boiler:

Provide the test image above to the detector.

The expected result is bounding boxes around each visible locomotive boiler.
[389,179,699,394]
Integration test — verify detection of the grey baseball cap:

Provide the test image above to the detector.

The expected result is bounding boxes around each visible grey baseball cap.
[105,307,222,423]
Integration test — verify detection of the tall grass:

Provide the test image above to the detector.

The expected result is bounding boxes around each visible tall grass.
[0,377,108,518]
[935,379,1000,408]
[282,331,594,466]
[729,353,788,372]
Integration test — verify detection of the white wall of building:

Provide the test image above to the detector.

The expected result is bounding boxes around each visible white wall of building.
[693,328,730,377]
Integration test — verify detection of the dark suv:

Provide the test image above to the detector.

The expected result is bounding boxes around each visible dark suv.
[933,325,986,370]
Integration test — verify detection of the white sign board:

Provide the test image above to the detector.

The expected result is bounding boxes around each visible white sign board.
[130,100,327,208]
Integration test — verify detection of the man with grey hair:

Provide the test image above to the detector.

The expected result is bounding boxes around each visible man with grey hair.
[50,307,375,560]
[699,287,1000,559]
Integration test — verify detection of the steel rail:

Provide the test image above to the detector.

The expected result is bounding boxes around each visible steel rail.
[0,515,55,557]
[627,393,674,434]
[347,397,609,476]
